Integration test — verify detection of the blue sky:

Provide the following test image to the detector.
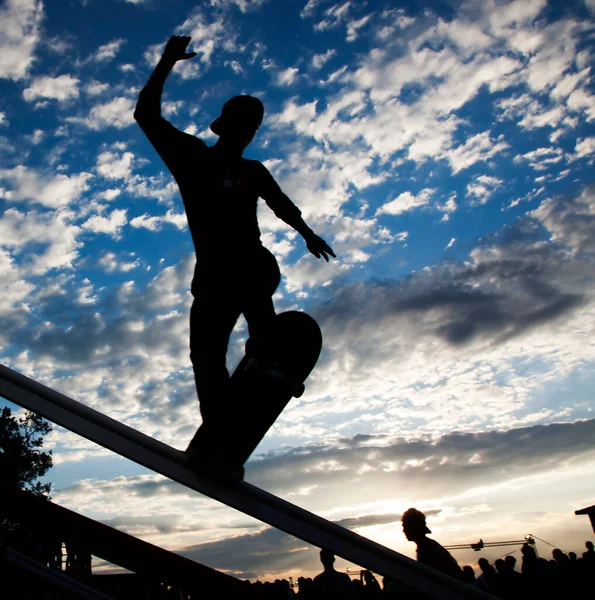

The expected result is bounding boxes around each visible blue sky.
[1,0,595,583]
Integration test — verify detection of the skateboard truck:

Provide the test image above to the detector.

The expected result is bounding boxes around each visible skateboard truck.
[244,336,306,398]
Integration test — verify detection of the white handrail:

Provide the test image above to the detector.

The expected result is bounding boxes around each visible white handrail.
[0,363,495,599]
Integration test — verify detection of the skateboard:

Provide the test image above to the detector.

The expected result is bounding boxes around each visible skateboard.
[187,311,322,480]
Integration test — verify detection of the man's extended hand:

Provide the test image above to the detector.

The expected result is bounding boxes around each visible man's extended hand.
[163,36,197,62]
[305,233,336,262]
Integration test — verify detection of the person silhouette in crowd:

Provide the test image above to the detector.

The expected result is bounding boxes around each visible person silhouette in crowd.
[521,542,555,599]
[359,570,381,599]
[476,558,502,596]
[134,35,335,474]
[461,565,477,586]
[583,540,595,562]
[401,508,464,580]
[311,549,355,600]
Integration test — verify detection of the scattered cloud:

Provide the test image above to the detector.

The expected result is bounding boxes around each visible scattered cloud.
[0,166,92,208]
[94,39,125,62]
[96,151,135,180]
[23,74,80,102]
[376,189,435,216]
[0,0,44,80]
[68,97,136,130]
[276,66,300,87]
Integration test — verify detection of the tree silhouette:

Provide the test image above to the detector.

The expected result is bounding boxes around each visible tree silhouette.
[0,406,53,497]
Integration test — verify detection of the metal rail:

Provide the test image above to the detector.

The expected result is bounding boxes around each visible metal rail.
[0,363,495,600]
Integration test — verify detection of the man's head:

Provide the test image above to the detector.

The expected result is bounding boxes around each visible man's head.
[211,95,264,150]
[401,508,431,542]
[478,558,492,574]
[319,548,336,570]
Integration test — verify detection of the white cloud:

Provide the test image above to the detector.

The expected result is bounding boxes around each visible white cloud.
[314,1,351,32]
[162,101,184,116]
[94,39,125,62]
[311,49,336,70]
[210,0,267,12]
[130,209,187,231]
[0,207,82,275]
[0,0,44,80]
[515,147,564,171]
[276,66,300,86]
[85,80,110,96]
[99,252,140,273]
[376,189,435,216]
[300,0,324,18]
[28,129,44,144]
[98,188,121,201]
[567,87,595,122]
[346,14,371,42]
[174,8,238,71]
[69,97,136,130]
[96,151,135,180]
[445,238,456,250]
[0,166,92,208]
[82,208,128,237]
[225,59,243,74]
[23,74,80,102]
[531,186,595,254]
[444,132,509,174]
[466,175,503,205]
[0,112,7,126]
[575,137,595,159]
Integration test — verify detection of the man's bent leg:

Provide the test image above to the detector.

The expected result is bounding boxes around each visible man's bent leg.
[243,247,281,338]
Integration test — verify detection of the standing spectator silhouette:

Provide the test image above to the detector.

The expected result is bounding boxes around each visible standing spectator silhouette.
[476,558,501,596]
[583,540,595,562]
[521,542,554,599]
[401,508,464,580]
[134,35,335,475]
[359,570,381,599]
[461,565,477,586]
[501,555,524,599]
[311,549,355,600]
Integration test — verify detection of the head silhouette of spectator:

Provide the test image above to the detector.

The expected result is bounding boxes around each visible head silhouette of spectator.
[320,548,337,572]
[462,565,476,584]
[478,558,495,575]
[401,508,432,542]
[504,555,518,572]
[494,558,506,574]
[312,549,355,599]
[401,508,463,580]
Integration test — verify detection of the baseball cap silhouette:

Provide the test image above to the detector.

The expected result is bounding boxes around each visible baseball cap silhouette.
[210,95,264,136]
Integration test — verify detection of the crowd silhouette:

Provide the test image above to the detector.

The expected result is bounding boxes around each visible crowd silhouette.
[3,525,594,599]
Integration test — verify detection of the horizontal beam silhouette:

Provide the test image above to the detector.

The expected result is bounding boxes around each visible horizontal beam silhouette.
[0,363,495,600]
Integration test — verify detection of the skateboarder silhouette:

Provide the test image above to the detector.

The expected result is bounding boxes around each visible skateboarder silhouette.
[134,36,335,476]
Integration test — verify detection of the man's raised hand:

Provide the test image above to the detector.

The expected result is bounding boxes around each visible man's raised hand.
[163,36,197,62]
[305,233,336,262]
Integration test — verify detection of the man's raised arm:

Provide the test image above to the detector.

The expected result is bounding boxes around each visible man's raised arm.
[134,35,196,126]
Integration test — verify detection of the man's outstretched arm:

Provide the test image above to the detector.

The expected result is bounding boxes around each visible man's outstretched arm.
[134,35,196,125]
[258,164,336,262]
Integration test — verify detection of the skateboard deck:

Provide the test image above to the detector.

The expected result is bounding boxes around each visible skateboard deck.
[189,311,322,476]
